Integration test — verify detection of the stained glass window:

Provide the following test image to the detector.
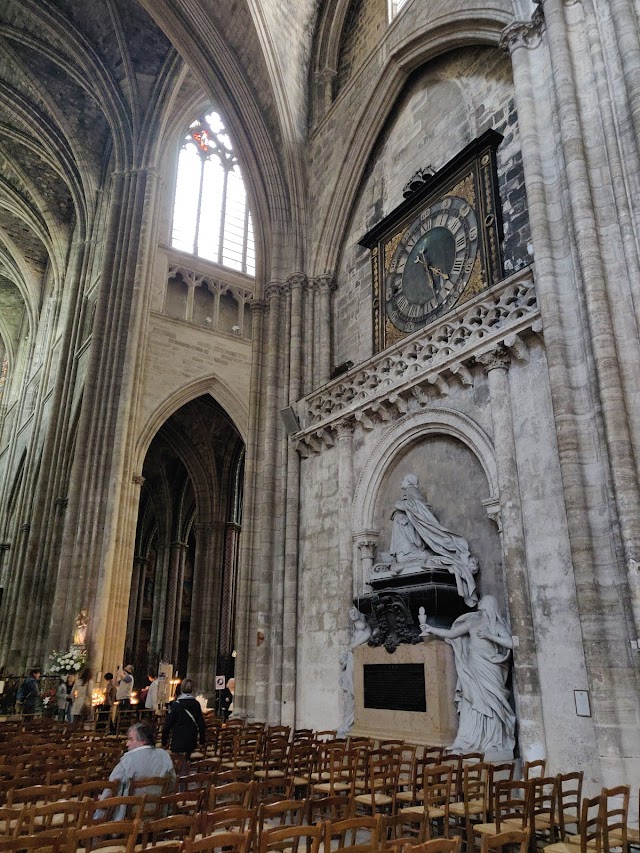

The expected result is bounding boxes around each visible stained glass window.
[172,112,255,276]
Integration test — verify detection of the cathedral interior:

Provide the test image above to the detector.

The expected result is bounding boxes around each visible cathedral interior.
[0,0,639,791]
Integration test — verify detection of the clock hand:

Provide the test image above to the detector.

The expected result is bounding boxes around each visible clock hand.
[429,265,449,281]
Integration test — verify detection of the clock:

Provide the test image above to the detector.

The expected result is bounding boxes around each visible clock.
[360,130,504,353]
[386,195,479,334]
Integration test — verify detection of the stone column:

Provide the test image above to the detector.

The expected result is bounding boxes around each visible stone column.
[354,533,378,595]
[502,10,640,771]
[315,275,335,387]
[163,541,187,665]
[125,555,147,660]
[477,347,546,761]
[336,422,355,595]
[234,300,266,719]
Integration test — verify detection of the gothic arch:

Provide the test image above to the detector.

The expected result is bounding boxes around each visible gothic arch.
[310,8,513,273]
[352,408,499,534]
[135,375,249,471]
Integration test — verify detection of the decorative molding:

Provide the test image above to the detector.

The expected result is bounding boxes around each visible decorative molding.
[476,346,511,373]
[500,8,545,54]
[293,268,539,455]
[132,474,145,486]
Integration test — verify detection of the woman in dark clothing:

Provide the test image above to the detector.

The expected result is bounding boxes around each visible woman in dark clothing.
[161,678,205,760]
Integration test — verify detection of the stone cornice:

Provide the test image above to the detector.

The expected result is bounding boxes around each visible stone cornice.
[292,267,540,456]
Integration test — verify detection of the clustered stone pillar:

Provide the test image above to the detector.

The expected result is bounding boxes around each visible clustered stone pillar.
[478,347,546,761]
[234,270,336,724]
[501,5,640,773]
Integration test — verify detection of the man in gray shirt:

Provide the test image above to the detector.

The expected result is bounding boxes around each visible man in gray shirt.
[99,722,176,819]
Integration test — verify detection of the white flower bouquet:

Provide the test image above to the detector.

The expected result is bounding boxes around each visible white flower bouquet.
[49,646,88,674]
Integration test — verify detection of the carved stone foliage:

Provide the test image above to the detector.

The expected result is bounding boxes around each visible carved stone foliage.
[294,268,540,455]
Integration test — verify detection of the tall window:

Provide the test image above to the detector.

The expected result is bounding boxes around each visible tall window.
[172,112,255,276]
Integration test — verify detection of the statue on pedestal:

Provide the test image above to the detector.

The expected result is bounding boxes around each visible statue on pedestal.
[420,594,515,757]
[349,605,372,648]
[337,650,354,737]
[376,474,479,606]
[72,609,88,647]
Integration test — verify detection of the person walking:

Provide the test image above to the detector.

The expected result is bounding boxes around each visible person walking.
[161,678,205,771]
[115,665,134,709]
[56,674,75,722]
[18,669,41,717]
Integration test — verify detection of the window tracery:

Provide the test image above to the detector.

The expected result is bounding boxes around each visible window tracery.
[172,112,255,276]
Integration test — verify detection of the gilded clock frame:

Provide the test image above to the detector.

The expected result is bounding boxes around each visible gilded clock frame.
[359,130,504,354]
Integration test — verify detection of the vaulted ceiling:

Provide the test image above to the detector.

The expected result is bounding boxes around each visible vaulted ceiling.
[0,0,324,364]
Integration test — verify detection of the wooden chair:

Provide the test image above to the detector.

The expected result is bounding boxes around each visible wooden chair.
[68,779,120,801]
[474,781,531,841]
[266,726,291,741]
[324,813,383,853]
[481,829,530,853]
[397,756,443,809]
[518,777,557,851]
[404,838,463,853]
[73,818,140,852]
[160,789,203,816]
[6,784,68,809]
[216,769,252,784]
[609,786,638,851]
[354,753,400,816]
[487,765,516,821]
[287,743,316,796]
[599,785,630,853]
[543,793,601,853]
[314,731,337,742]
[254,738,289,781]
[259,822,323,853]
[399,764,453,841]
[313,746,355,799]
[449,762,489,851]
[0,807,27,838]
[182,829,251,853]
[555,773,583,841]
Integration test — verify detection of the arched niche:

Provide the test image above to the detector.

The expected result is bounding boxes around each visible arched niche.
[352,409,505,609]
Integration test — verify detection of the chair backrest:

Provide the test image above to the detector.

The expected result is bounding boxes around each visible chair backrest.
[324,814,383,852]
[208,780,256,810]
[23,799,88,833]
[0,831,71,852]
[423,764,453,816]
[199,805,255,836]
[254,776,295,805]
[86,795,146,823]
[480,829,529,853]
[259,822,323,853]
[129,776,173,818]
[74,817,140,852]
[487,764,516,817]
[267,726,291,740]
[363,753,400,808]
[494,781,531,832]
[523,760,546,782]
[530,776,557,826]
[600,785,629,853]
[6,783,67,807]
[183,829,250,853]
[576,793,602,853]
[288,743,316,781]
[257,798,307,835]
[140,813,197,848]
[460,762,489,819]
[555,772,583,840]
[307,793,353,823]
[405,838,462,853]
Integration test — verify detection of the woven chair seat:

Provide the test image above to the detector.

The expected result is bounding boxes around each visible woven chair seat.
[399,805,446,819]
[450,799,484,816]
[354,792,393,807]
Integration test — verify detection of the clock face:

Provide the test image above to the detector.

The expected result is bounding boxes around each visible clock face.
[385,195,479,333]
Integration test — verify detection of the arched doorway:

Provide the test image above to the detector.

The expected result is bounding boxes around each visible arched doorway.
[125,394,244,695]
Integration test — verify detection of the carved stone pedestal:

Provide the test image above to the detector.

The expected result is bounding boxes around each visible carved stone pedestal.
[351,641,458,747]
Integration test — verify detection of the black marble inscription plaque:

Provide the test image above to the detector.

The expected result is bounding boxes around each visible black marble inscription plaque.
[363,663,426,712]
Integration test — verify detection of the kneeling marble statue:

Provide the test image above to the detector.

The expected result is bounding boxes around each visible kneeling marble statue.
[420,594,515,757]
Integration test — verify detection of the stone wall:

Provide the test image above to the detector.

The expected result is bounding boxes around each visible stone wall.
[335,0,387,95]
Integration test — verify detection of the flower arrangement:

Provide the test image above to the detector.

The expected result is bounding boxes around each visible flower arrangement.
[48,646,88,674]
